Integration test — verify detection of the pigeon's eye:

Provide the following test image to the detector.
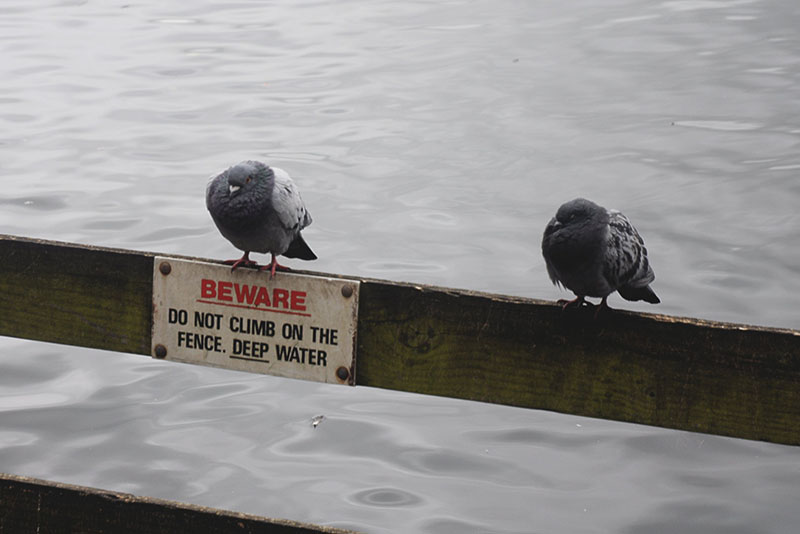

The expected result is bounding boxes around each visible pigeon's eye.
[246,176,252,183]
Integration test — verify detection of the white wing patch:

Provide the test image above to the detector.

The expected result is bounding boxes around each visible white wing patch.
[271,167,312,232]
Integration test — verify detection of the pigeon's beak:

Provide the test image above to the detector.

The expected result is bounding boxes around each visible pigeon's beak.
[229,185,241,195]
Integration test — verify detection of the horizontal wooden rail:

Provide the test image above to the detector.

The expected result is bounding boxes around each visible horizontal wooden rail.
[0,473,356,534]
[1,234,799,445]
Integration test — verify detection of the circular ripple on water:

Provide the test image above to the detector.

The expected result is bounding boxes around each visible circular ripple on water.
[349,487,424,508]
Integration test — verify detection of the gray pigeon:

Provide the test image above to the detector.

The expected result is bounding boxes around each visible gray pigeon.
[206,160,316,278]
[541,198,659,312]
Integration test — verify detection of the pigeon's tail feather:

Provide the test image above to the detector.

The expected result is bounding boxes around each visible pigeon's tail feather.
[283,233,317,260]
[618,284,660,304]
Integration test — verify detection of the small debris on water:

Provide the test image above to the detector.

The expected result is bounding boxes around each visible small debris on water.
[311,415,325,429]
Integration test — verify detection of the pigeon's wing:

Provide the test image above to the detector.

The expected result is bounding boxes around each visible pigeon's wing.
[541,217,564,287]
[603,210,654,290]
[205,170,223,209]
[270,167,312,234]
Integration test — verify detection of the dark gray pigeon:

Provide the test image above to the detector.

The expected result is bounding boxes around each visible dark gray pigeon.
[206,160,316,278]
[541,198,659,312]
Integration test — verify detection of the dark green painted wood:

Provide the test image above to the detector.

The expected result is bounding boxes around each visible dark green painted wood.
[355,281,800,445]
[1,234,799,445]
[0,473,358,534]
[0,235,153,355]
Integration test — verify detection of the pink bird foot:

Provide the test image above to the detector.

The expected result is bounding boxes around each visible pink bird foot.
[593,297,614,319]
[557,296,587,311]
[261,254,291,279]
[223,252,260,271]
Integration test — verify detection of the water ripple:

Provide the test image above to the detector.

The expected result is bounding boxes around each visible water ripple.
[349,487,424,508]
[673,120,763,131]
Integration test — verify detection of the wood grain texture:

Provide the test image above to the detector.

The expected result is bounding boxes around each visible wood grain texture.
[356,281,800,445]
[0,235,153,355]
[0,473,358,534]
[1,234,799,445]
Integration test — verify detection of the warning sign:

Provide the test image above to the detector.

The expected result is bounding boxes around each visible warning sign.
[151,257,358,385]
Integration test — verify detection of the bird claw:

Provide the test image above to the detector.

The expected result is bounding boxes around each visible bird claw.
[260,255,291,279]
[557,297,588,311]
[223,257,260,271]
[593,299,612,319]
[556,297,612,319]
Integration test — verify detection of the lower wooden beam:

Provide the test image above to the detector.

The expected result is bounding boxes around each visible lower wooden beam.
[0,473,357,534]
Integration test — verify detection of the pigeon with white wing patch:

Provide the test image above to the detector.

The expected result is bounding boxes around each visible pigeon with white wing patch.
[541,198,659,313]
[206,160,316,278]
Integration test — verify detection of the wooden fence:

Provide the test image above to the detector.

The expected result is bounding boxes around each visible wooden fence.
[1,233,798,446]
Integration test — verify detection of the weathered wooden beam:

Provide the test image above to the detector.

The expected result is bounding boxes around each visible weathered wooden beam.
[0,473,357,534]
[356,282,800,444]
[1,234,799,445]
[0,234,153,355]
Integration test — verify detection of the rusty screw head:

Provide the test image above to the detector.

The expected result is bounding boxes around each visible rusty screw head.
[154,344,167,359]
[159,262,172,275]
[341,285,353,298]
[336,366,350,382]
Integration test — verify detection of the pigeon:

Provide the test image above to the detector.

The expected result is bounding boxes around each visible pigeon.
[206,160,316,278]
[541,198,659,313]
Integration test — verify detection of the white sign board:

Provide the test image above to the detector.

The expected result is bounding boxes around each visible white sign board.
[151,257,358,385]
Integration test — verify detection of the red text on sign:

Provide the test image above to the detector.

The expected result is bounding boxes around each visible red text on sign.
[200,279,307,312]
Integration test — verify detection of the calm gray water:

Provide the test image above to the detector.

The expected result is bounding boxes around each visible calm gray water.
[1,0,799,532]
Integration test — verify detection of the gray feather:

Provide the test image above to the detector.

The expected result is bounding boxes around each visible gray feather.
[541,198,659,304]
